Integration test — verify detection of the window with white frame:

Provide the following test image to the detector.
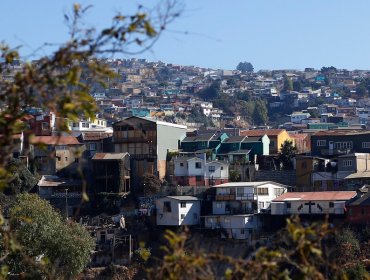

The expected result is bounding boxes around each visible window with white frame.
[343,160,353,167]
[362,142,370,148]
[208,166,215,172]
[89,143,97,151]
[180,202,186,208]
[334,142,353,150]
[180,214,185,220]
[317,140,326,147]
[195,162,202,169]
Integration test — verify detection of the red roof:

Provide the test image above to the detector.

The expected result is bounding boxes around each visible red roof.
[240,129,285,137]
[273,191,357,202]
[30,136,81,145]
[81,132,112,141]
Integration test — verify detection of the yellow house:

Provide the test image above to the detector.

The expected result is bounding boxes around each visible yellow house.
[240,129,293,154]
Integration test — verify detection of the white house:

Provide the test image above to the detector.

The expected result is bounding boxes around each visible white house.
[271,191,357,215]
[290,111,311,124]
[212,182,287,213]
[156,196,200,226]
[203,214,257,240]
[202,181,287,241]
[173,157,229,186]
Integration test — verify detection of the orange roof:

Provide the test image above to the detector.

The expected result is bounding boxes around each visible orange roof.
[240,129,285,137]
[30,136,81,145]
[273,191,357,202]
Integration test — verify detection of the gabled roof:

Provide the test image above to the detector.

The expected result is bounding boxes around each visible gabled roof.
[349,192,370,206]
[113,116,187,129]
[273,191,357,202]
[240,129,285,137]
[30,136,81,145]
[242,136,263,142]
[182,133,215,142]
[222,136,247,143]
[92,153,129,161]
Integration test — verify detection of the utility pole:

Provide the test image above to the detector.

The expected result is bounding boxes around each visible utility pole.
[65,188,69,220]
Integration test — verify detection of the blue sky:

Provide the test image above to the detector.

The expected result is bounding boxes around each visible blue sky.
[2,0,370,70]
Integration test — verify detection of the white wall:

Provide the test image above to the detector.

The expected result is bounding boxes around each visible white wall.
[156,197,200,226]
[271,200,347,215]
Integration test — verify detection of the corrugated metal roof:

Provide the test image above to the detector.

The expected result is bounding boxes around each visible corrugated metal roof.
[92,153,129,160]
[313,130,370,137]
[82,132,112,141]
[30,136,81,145]
[273,191,357,202]
[166,196,199,201]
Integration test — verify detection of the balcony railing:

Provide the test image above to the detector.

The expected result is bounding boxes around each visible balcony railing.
[215,194,235,201]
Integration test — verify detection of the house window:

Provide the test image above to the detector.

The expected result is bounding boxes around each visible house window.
[343,160,352,167]
[334,142,353,150]
[42,122,49,130]
[216,202,222,208]
[89,143,97,151]
[180,202,186,208]
[317,140,326,147]
[82,122,89,128]
[65,157,68,161]
[180,162,184,167]
[224,217,230,223]
[362,142,370,148]
[163,201,172,212]
[75,158,79,163]
[72,122,79,128]
[57,156,61,161]
[286,202,291,208]
[257,188,269,195]
[195,162,202,169]
[240,229,245,234]
[221,166,224,170]
[180,214,185,220]
[258,201,264,209]
[209,166,215,172]
[329,202,334,208]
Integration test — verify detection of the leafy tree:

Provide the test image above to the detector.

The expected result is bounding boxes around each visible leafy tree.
[0,1,182,276]
[283,77,293,91]
[199,81,220,101]
[279,140,297,170]
[293,80,303,92]
[7,193,95,278]
[149,217,348,279]
[321,66,337,74]
[142,173,161,196]
[229,169,241,182]
[252,99,268,125]
[236,61,254,73]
